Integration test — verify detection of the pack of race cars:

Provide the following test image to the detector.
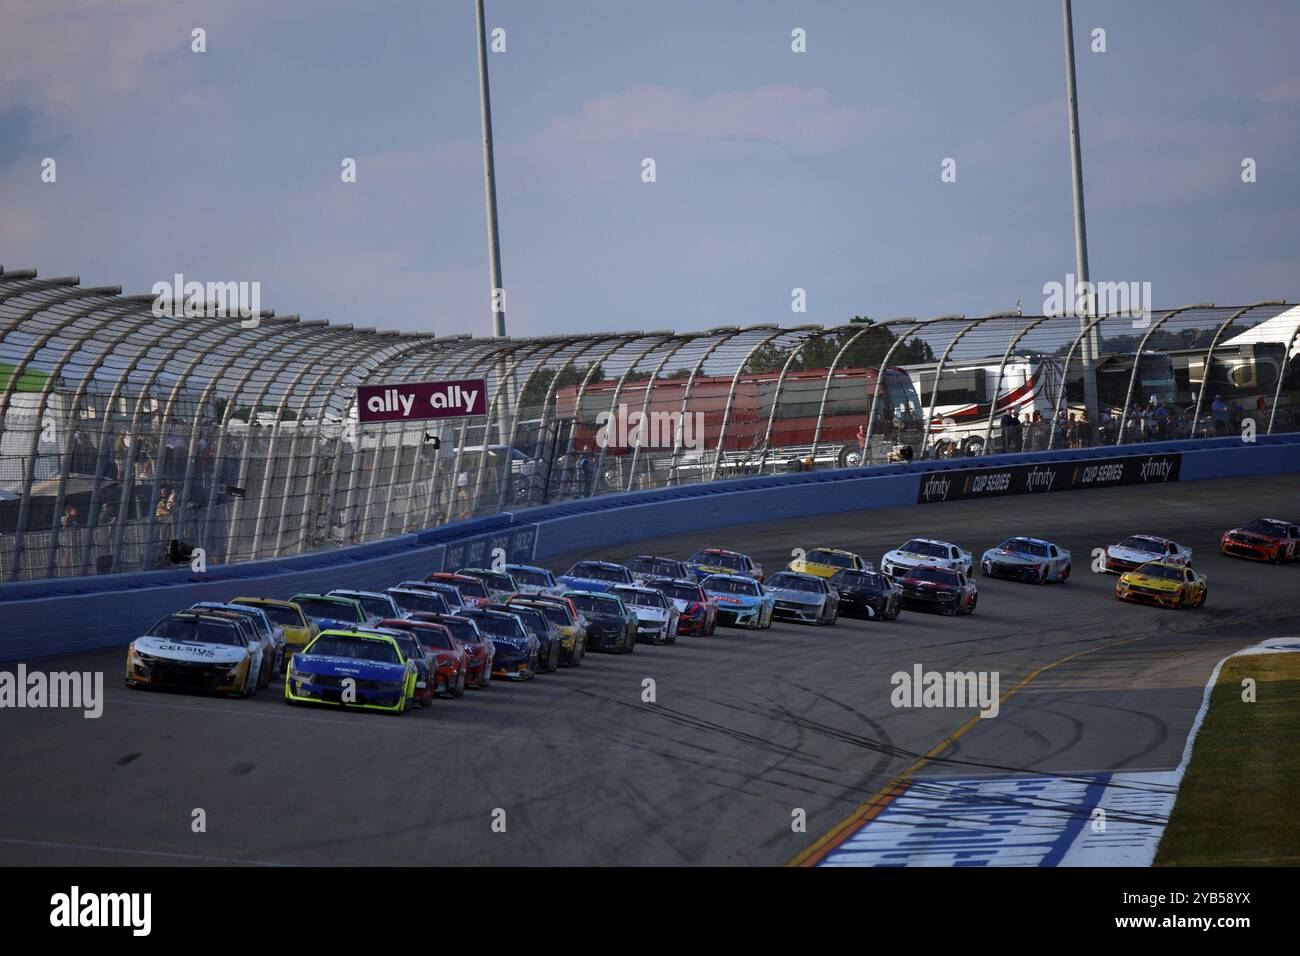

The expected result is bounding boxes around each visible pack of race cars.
[123,518,1298,712]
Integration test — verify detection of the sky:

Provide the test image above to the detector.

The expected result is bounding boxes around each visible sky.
[1,0,1298,340]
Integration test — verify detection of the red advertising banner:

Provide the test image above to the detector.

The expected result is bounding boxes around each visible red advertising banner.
[356,378,488,424]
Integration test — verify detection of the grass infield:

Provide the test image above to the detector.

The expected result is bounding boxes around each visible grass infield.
[1156,651,1300,866]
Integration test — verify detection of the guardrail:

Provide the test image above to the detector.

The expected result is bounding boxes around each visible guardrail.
[3,432,1299,662]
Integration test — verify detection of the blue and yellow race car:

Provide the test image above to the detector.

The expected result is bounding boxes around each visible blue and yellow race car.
[284,629,418,714]
[700,573,775,629]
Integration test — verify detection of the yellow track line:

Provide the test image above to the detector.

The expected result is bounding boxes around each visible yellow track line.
[788,635,1150,867]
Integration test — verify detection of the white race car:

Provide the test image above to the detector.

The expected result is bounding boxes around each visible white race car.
[882,538,972,578]
[612,584,680,645]
[1102,534,1192,574]
[126,610,261,696]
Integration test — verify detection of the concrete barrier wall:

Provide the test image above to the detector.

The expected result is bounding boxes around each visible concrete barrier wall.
[4,433,1298,662]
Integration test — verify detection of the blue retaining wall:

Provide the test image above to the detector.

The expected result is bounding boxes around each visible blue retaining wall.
[3,433,1298,661]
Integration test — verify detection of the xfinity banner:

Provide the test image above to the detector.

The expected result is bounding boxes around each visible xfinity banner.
[917,453,1182,504]
[356,378,488,424]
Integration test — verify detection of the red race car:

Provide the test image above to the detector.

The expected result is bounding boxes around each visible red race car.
[425,572,492,608]
[645,577,718,636]
[1220,517,1300,563]
[378,618,468,697]
[409,611,494,688]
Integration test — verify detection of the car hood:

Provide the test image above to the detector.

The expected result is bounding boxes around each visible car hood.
[1227,530,1277,544]
[886,550,952,566]
[292,654,407,680]
[628,606,669,622]
[1120,573,1180,591]
[769,587,823,603]
[707,592,761,606]
[982,549,1042,565]
[133,636,247,665]
[558,576,619,593]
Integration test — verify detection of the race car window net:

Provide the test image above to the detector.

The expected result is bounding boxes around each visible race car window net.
[307,636,401,663]
[568,562,629,582]
[705,577,759,595]
[767,573,821,592]
[149,616,243,646]
[900,540,948,558]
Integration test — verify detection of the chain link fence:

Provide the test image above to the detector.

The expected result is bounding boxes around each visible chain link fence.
[1,266,1296,580]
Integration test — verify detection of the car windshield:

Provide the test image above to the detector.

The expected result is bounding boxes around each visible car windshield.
[292,598,363,623]
[214,607,270,636]
[415,628,455,651]
[351,595,395,619]
[805,549,854,568]
[567,594,623,616]
[768,573,821,592]
[900,540,948,558]
[1135,563,1184,581]
[1242,519,1286,536]
[307,635,401,663]
[437,618,479,644]
[389,590,449,615]
[567,562,630,583]
[475,615,526,639]
[518,602,572,626]
[380,632,421,659]
[442,577,488,599]
[615,588,665,608]
[657,582,703,603]
[831,570,881,588]
[690,550,744,570]
[235,601,303,628]
[465,571,516,592]
[415,583,464,608]
[628,557,682,578]
[907,568,960,586]
[1119,537,1162,552]
[150,616,244,646]
[705,577,759,596]
[507,608,547,633]
[1000,538,1048,557]
[508,567,551,588]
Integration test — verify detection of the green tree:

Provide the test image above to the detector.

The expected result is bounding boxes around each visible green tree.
[743,318,934,374]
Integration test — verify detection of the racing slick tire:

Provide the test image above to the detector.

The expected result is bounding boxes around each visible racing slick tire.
[1035,566,1048,585]
[943,602,958,617]
[967,595,978,615]
[625,632,637,653]
[451,667,466,698]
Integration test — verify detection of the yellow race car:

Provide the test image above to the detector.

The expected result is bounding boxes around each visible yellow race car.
[787,547,869,579]
[1116,561,1208,609]
[231,596,318,661]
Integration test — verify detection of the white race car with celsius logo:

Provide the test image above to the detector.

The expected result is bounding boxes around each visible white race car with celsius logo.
[1102,535,1192,574]
[125,611,260,696]
[882,538,972,578]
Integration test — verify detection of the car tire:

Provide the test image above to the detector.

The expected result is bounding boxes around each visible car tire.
[968,595,978,615]
[452,667,466,697]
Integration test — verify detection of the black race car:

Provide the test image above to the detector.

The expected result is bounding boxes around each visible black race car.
[828,568,902,621]
[563,590,638,653]
[486,602,561,673]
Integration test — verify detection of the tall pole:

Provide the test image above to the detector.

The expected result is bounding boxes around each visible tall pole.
[476,0,506,338]
[1062,0,1100,436]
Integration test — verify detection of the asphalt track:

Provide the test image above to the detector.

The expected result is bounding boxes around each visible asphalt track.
[2,474,1297,866]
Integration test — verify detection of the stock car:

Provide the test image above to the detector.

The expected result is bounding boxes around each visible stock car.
[646,577,718,635]
[231,597,317,663]
[357,625,435,706]
[291,593,372,631]
[460,607,540,679]
[328,589,404,623]
[487,602,561,672]
[881,538,973,578]
[1101,535,1192,574]
[626,555,691,586]
[505,564,561,594]
[612,584,680,644]
[412,611,494,687]
[425,572,492,607]
[191,601,283,680]
[686,548,764,583]
[505,595,588,665]
[764,571,840,625]
[1220,518,1300,563]
[125,610,261,696]
[980,537,1072,584]
[787,547,869,579]
[1116,561,1208,609]
[701,574,775,629]
[557,560,634,593]
[457,568,519,603]
[898,565,979,616]
[564,590,638,653]
[828,568,901,620]
[379,617,468,697]
[284,629,419,714]
[386,586,451,617]
[401,579,466,611]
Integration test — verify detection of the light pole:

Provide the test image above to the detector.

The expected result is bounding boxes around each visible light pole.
[475,0,506,338]
[1062,0,1100,435]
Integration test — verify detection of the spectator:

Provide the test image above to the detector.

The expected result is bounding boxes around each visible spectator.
[999,411,1016,454]
[1021,414,1034,451]
[1077,410,1091,447]
[1211,395,1228,435]
[1153,403,1169,440]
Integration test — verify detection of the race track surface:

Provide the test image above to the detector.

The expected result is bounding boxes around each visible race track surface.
[2,475,1297,866]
